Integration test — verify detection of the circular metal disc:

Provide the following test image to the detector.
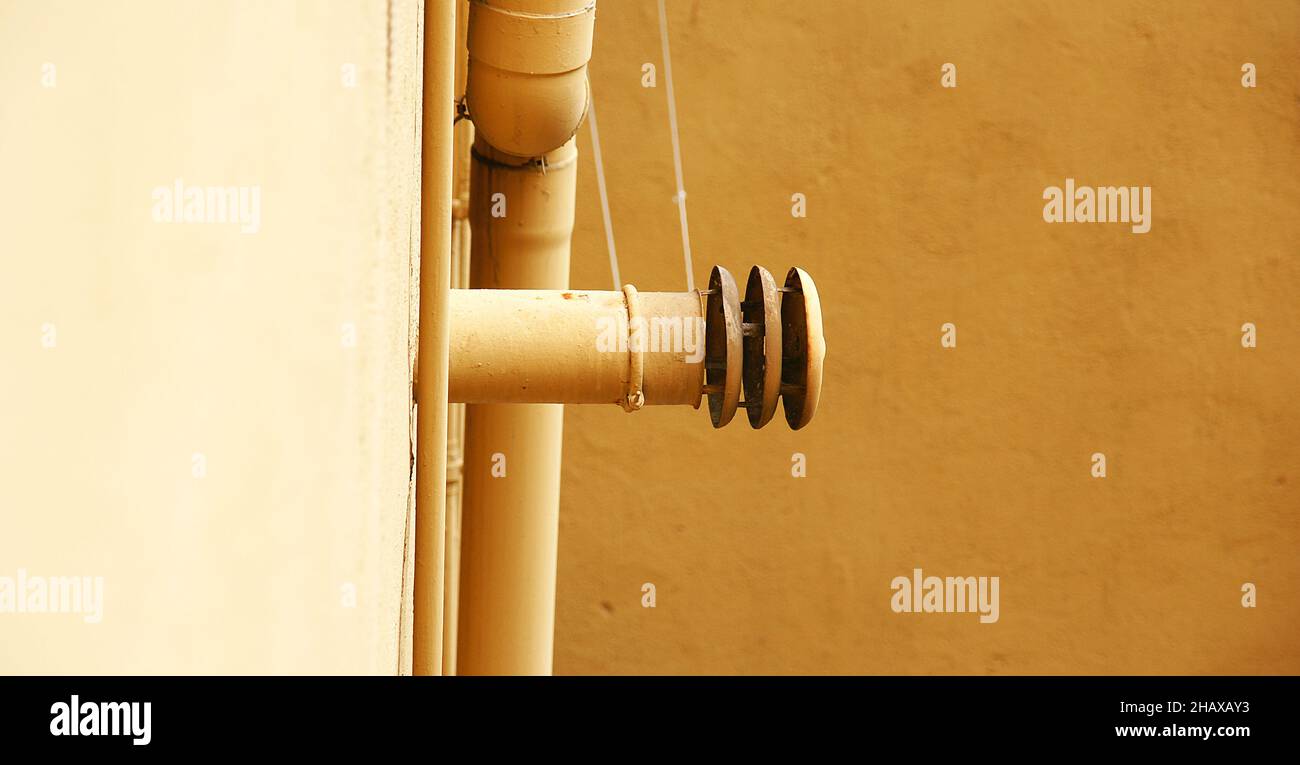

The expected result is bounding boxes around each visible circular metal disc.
[780,267,824,430]
[705,266,742,428]
[742,266,782,429]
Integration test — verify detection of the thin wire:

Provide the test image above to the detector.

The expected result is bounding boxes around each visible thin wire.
[586,91,622,290]
[657,0,694,291]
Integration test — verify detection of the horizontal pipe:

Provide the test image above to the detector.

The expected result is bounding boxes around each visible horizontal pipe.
[448,288,705,406]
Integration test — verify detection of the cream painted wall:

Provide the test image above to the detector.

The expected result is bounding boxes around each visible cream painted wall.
[0,0,422,673]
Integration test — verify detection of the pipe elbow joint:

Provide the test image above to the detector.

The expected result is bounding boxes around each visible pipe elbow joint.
[466,0,596,159]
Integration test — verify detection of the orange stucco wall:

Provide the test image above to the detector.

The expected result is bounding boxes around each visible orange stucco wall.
[554,0,1300,674]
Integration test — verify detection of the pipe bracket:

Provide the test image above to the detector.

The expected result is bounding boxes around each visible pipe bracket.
[621,283,645,412]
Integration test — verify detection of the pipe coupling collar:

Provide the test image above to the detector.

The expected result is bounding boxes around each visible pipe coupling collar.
[466,1,596,158]
[468,1,596,74]
[621,284,645,413]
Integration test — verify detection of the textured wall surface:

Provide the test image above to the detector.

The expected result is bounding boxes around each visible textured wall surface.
[0,0,422,673]
[556,0,1300,674]
[1,0,1294,677]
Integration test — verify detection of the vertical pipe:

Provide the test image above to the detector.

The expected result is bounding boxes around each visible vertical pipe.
[457,136,577,675]
[442,411,464,674]
[443,201,469,676]
[413,0,457,676]
[443,209,468,675]
[441,0,474,678]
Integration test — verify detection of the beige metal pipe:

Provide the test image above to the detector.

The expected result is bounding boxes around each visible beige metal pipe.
[448,264,827,429]
[457,404,564,675]
[441,0,474,677]
[458,0,596,676]
[466,0,595,158]
[412,0,457,677]
[456,135,577,676]
[443,0,830,677]
[449,288,705,406]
